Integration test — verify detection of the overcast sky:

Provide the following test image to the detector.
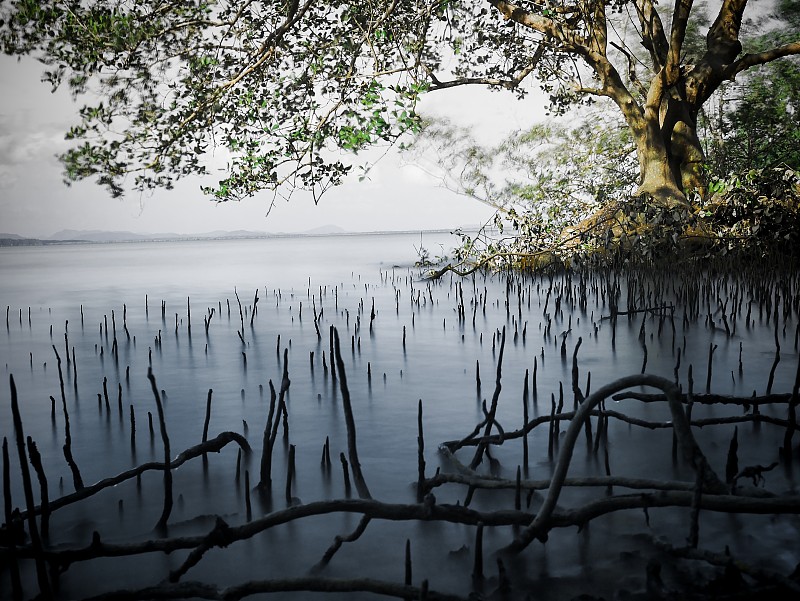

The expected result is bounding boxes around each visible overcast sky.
[0,53,546,238]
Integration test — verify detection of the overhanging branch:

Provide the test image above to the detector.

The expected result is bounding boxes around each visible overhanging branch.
[724,41,800,78]
[487,0,586,51]
[426,44,545,91]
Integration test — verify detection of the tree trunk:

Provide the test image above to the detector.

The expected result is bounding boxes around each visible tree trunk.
[628,113,688,207]
[625,98,706,207]
[664,98,706,197]
[671,120,706,195]
[638,152,686,206]
[607,70,693,208]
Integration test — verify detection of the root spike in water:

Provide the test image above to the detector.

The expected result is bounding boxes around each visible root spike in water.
[10,376,51,598]
[147,368,172,533]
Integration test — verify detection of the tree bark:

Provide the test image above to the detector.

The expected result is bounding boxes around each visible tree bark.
[607,73,689,206]
[671,119,706,194]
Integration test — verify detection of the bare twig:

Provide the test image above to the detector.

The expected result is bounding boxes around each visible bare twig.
[469,327,506,469]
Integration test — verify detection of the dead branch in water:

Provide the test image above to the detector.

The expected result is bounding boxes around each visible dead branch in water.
[82,577,468,601]
[6,432,250,524]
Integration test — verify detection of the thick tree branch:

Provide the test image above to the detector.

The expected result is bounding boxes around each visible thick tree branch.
[632,0,669,70]
[487,0,585,50]
[502,374,726,554]
[724,41,800,78]
[83,577,469,601]
[7,499,533,568]
[586,0,608,55]
[683,0,758,108]
[665,0,694,85]
[707,0,748,53]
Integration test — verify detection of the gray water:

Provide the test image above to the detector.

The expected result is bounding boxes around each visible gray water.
[1,233,798,600]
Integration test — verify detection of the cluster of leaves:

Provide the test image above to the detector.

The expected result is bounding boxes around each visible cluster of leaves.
[0,1,607,207]
[0,0,630,204]
[417,0,800,272]
[2,0,798,263]
[421,141,800,274]
[701,0,800,179]
[3,0,798,215]
[713,60,800,174]
[697,166,800,257]
[0,1,434,201]
[580,197,694,263]
[420,1,590,113]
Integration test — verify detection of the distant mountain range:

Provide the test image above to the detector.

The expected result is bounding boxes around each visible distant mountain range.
[0,225,350,245]
[46,229,273,242]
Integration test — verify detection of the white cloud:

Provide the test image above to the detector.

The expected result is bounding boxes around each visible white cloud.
[0,129,66,166]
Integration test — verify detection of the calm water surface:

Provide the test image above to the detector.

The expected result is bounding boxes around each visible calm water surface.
[1,233,798,599]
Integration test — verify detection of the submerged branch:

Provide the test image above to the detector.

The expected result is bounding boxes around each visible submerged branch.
[83,577,469,601]
[7,432,250,524]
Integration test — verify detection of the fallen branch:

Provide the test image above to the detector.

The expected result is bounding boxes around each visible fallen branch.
[83,577,468,601]
[613,391,794,406]
[6,432,250,524]
[442,407,793,452]
[6,499,533,570]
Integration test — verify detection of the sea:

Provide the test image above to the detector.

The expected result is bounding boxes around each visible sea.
[1,232,798,600]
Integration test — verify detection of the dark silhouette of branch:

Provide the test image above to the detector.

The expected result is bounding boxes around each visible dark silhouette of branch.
[147,368,173,532]
[332,327,371,500]
[7,499,532,572]
[470,327,506,469]
[82,577,468,601]
[502,374,726,554]
[8,432,250,524]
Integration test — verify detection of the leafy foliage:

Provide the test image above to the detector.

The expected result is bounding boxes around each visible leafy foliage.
[418,98,800,274]
[412,107,640,268]
[429,165,800,276]
[1,1,431,201]
[703,59,800,174]
[3,1,798,207]
[698,166,800,256]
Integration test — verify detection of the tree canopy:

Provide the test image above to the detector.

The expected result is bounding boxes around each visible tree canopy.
[1,1,798,209]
